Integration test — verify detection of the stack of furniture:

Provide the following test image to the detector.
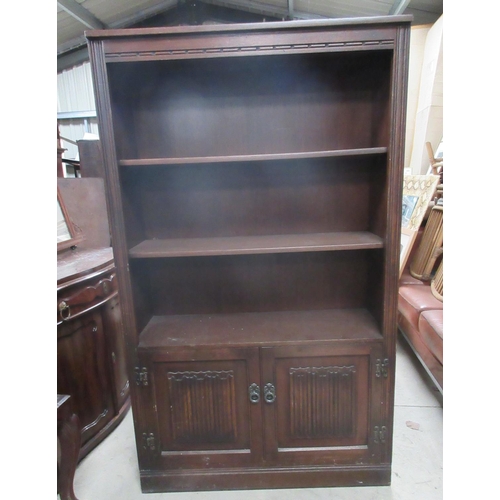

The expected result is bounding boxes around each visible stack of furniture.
[87,15,411,492]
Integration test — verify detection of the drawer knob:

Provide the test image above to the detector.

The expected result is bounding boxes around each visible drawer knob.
[58,301,71,321]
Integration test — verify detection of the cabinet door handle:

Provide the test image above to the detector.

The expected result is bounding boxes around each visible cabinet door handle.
[248,383,260,404]
[263,383,276,404]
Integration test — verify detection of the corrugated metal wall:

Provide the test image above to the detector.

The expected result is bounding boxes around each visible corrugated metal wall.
[57,61,99,169]
[57,62,96,112]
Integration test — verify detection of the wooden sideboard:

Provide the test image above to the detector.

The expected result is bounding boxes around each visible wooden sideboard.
[57,246,130,459]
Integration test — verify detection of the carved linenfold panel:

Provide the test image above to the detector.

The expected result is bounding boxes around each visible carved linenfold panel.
[167,370,237,444]
[289,365,357,439]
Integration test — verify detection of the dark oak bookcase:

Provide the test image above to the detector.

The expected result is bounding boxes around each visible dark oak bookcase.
[87,15,411,493]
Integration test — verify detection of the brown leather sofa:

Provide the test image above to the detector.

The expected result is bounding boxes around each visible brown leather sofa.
[398,231,443,393]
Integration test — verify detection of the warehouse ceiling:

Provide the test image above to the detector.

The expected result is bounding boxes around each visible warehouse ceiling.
[57,0,443,71]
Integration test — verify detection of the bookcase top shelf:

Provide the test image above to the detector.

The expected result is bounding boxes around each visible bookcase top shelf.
[119,148,388,167]
[128,232,384,259]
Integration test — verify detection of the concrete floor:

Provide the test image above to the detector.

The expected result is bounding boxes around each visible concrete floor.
[70,335,443,500]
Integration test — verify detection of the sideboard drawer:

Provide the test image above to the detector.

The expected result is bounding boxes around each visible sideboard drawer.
[57,268,117,326]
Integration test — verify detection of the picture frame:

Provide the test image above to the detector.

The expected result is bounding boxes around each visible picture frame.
[400,226,418,277]
[57,186,83,252]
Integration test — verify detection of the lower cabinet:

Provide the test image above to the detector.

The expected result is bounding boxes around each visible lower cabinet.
[136,342,389,491]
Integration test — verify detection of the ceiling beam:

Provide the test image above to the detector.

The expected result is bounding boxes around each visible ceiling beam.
[203,0,325,20]
[109,0,177,29]
[57,0,107,29]
[389,0,412,15]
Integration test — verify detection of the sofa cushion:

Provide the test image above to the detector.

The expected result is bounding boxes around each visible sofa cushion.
[398,313,443,390]
[398,284,443,330]
[418,309,443,364]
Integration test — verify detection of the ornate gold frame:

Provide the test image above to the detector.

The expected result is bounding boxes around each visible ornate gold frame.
[402,175,440,231]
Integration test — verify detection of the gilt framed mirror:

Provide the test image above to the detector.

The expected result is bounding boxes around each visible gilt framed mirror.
[402,175,440,231]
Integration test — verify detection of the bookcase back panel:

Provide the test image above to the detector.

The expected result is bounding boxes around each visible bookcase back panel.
[120,157,387,242]
[108,51,391,159]
[130,250,381,317]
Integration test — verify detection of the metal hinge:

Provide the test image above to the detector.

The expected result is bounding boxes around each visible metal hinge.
[135,367,148,386]
[142,432,156,451]
[373,425,387,444]
[375,358,389,378]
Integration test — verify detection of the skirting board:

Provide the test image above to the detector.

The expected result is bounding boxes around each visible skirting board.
[140,465,392,492]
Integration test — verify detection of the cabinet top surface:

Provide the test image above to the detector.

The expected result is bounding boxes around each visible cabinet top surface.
[57,247,114,285]
[138,308,383,349]
[85,15,412,40]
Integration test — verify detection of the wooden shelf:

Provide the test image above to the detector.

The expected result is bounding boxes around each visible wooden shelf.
[119,148,388,167]
[138,308,383,349]
[129,232,384,258]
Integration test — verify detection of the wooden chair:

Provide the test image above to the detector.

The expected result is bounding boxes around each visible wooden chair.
[431,260,443,302]
[57,395,81,500]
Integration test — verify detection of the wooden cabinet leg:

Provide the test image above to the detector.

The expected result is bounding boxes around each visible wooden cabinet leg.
[58,413,81,500]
